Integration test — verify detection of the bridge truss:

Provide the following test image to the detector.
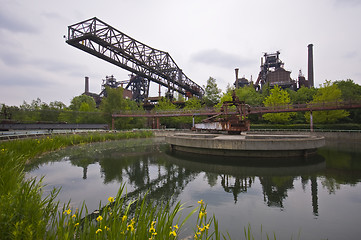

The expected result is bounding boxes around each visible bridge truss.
[66,17,204,99]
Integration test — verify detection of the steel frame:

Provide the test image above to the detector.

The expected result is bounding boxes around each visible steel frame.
[111,101,361,118]
[66,17,204,98]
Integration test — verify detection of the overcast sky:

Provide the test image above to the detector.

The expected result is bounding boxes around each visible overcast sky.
[1,0,361,106]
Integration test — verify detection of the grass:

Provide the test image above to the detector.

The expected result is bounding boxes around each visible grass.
[0,130,270,239]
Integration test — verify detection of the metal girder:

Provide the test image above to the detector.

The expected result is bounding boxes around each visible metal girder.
[111,101,361,118]
[66,17,204,98]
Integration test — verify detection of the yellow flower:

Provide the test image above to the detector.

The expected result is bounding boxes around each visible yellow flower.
[198,199,204,205]
[74,223,79,227]
[205,224,210,230]
[127,224,134,232]
[199,211,207,219]
[122,215,127,222]
[63,209,71,215]
[173,224,178,230]
[96,215,103,222]
[96,228,102,234]
[104,226,110,231]
[127,218,135,232]
[72,214,76,218]
[108,197,114,203]
[169,230,177,237]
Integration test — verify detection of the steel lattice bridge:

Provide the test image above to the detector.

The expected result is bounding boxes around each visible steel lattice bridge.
[66,17,204,100]
[112,101,361,118]
[111,100,361,130]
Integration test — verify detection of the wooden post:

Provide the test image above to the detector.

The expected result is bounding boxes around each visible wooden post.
[156,117,160,129]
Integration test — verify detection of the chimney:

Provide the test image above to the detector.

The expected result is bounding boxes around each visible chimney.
[308,44,314,87]
[85,76,89,93]
[235,68,239,88]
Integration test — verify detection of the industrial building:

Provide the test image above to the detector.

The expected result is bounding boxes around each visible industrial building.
[234,44,314,91]
[83,75,133,107]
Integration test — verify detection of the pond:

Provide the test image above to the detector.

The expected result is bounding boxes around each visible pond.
[26,137,361,239]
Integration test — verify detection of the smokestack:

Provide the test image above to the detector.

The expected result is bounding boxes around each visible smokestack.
[308,44,314,87]
[235,68,239,88]
[85,76,89,93]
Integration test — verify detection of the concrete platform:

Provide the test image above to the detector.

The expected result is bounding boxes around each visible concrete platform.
[166,133,326,158]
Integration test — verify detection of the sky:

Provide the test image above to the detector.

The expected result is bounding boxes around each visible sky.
[1,0,361,106]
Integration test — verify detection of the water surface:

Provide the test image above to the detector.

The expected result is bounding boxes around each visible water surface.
[27,137,361,239]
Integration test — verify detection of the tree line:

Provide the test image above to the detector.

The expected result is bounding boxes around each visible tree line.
[1,78,361,129]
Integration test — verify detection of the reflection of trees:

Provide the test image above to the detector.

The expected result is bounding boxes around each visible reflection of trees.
[318,145,361,192]
[259,176,294,208]
[204,172,218,187]
[220,175,254,203]
[320,177,341,194]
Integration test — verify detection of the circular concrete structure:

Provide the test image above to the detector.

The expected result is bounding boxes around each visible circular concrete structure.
[166,133,326,158]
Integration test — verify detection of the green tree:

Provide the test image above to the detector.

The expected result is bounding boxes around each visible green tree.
[60,95,99,123]
[49,101,66,110]
[217,91,233,108]
[262,85,295,123]
[182,97,203,127]
[69,95,97,111]
[18,98,44,122]
[235,85,263,106]
[100,87,145,129]
[334,79,361,123]
[293,86,317,104]
[334,79,361,101]
[305,80,349,123]
[203,77,222,107]
[154,97,180,128]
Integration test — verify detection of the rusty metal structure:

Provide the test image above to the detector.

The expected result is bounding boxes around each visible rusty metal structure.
[255,51,296,90]
[194,92,251,134]
[66,17,204,101]
[111,100,361,131]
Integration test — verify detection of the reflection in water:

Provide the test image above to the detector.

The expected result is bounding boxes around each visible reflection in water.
[28,138,361,239]
[166,150,326,215]
[220,175,254,203]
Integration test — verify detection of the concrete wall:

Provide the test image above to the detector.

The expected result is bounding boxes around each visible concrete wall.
[151,129,360,141]
[249,130,361,141]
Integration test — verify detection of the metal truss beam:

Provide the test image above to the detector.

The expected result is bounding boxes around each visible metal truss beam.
[66,17,204,98]
[111,101,361,118]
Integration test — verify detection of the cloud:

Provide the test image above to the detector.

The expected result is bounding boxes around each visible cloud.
[0,71,53,87]
[0,8,38,34]
[342,50,361,60]
[0,44,87,77]
[191,49,254,68]
[333,0,361,6]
